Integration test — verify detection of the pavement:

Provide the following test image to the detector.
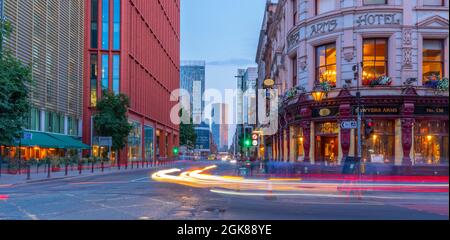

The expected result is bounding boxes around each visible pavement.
[0,161,448,220]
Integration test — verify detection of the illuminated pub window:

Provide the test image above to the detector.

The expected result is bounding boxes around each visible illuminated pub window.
[423,40,444,84]
[316,43,337,87]
[128,121,142,161]
[363,39,388,85]
[293,127,304,162]
[414,120,449,165]
[362,120,395,164]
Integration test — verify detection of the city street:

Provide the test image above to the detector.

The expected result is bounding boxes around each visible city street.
[0,161,448,220]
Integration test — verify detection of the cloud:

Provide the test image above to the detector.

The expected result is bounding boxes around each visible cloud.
[207,58,255,66]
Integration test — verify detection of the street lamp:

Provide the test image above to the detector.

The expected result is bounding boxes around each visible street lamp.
[312,88,326,102]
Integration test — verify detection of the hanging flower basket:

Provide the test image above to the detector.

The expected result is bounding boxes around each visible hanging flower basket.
[369,76,392,87]
[424,77,449,92]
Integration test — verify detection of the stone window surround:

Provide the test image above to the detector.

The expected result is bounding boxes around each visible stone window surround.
[356,31,398,85]
[306,33,342,89]
[417,32,450,86]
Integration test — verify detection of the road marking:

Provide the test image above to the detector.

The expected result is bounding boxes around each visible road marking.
[147,197,178,205]
[130,177,150,182]
[8,202,39,220]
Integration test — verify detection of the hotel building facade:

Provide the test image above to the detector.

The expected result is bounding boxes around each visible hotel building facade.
[82,0,180,164]
[256,0,449,169]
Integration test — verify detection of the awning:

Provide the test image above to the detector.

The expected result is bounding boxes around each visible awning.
[14,131,90,150]
[50,134,91,150]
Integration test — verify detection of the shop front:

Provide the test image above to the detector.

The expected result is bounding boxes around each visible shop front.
[274,90,449,174]
[1,130,89,161]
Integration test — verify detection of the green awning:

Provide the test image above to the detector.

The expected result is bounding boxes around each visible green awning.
[14,131,90,150]
[49,134,90,150]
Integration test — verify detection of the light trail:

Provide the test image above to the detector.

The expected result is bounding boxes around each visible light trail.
[151,165,449,194]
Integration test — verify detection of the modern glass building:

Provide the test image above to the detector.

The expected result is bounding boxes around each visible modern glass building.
[1,0,88,160]
[83,0,180,164]
[180,61,206,125]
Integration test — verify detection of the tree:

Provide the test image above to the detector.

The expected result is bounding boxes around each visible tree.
[93,91,133,152]
[179,108,196,149]
[0,19,31,146]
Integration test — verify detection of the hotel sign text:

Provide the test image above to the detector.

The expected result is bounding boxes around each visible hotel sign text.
[310,19,338,37]
[356,13,400,27]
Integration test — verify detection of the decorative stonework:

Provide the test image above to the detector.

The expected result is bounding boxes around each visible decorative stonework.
[301,120,311,163]
[401,118,415,166]
[343,47,355,62]
[403,47,412,67]
[299,57,307,72]
[287,29,300,50]
[403,28,412,45]
[402,28,413,68]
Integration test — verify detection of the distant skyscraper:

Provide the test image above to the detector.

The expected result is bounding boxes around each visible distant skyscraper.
[181,61,206,124]
[211,103,229,151]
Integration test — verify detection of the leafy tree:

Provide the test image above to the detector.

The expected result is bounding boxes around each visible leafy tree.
[179,108,196,149]
[93,91,133,152]
[0,19,31,146]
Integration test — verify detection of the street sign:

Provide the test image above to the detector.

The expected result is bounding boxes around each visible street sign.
[98,137,113,147]
[341,120,357,129]
[252,140,258,147]
[252,134,258,140]
[23,132,33,140]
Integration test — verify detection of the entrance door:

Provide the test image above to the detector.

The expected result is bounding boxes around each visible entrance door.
[315,136,339,164]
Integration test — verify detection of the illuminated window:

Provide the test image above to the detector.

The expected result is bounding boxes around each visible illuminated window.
[363,39,388,86]
[414,120,449,165]
[316,0,335,15]
[128,122,142,161]
[90,54,98,107]
[423,40,444,83]
[361,120,395,164]
[316,43,336,87]
[144,126,154,161]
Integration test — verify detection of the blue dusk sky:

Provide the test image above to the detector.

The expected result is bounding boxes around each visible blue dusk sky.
[181,0,266,146]
[181,0,266,91]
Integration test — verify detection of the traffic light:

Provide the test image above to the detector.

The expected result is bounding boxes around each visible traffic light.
[365,119,375,139]
[173,147,179,155]
[244,139,251,147]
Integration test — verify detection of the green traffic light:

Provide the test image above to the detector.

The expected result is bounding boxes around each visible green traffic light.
[244,139,251,147]
[173,147,179,155]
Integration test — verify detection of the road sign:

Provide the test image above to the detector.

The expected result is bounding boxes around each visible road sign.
[252,140,258,146]
[23,132,33,140]
[341,120,357,129]
[252,133,258,140]
[98,137,113,147]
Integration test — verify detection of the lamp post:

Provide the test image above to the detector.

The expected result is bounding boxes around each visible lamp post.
[353,63,363,173]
